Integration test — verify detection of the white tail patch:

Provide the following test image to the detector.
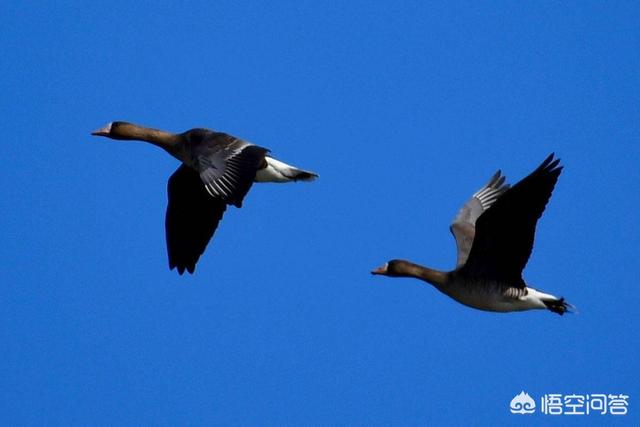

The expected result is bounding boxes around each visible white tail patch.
[519,287,558,309]
[255,156,318,183]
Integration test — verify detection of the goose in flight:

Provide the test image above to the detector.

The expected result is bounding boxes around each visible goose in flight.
[372,154,573,315]
[92,121,317,274]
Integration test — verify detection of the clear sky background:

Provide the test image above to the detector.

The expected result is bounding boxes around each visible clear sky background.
[1,1,638,425]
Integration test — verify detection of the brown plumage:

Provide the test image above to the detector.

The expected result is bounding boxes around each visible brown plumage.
[372,154,573,315]
[92,121,317,274]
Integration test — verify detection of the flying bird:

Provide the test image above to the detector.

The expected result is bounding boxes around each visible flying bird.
[92,121,317,274]
[372,154,573,315]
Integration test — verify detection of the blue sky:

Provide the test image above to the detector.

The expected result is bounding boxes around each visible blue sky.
[1,1,638,425]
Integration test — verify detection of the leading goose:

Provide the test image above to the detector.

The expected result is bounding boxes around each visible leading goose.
[92,121,317,274]
[372,154,573,315]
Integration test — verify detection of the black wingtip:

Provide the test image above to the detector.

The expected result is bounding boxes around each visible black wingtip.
[544,152,560,165]
[540,153,554,168]
[169,262,193,275]
[535,153,562,176]
[485,170,508,191]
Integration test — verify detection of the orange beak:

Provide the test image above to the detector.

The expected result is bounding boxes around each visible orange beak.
[91,123,112,136]
[371,264,388,275]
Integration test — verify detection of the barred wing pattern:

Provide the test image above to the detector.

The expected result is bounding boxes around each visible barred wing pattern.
[450,171,510,267]
[192,132,268,208]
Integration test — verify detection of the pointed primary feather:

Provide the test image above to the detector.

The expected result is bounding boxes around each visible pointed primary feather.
[450,171,510,267]
[166,164,227,274]
[459,154,563,286]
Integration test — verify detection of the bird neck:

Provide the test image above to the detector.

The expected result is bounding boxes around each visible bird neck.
[395,261,449,287]
[113,123,182,152]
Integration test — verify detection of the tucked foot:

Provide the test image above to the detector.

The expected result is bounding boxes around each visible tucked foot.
[543,297,575,316]
[287,169,318,181]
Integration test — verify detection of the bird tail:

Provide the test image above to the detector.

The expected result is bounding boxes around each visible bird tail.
[255,156,318,183]
[542,297,576,316]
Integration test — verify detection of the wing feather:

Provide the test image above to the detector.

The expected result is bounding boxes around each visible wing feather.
[166,165,227,274]
[193,133,268,208]
[450,171,510,267]
[458,154,563,286]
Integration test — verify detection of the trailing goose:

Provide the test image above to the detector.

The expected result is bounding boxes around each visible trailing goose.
[92,121,317,274]
[372,154,573,315]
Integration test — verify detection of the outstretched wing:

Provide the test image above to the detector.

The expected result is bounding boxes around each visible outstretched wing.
[165,130,269,274]
[166,164,227,274]
[194,133,268,208]
[450,171,509,267]
[459,154,563,286]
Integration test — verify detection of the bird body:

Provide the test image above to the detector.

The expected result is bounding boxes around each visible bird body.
[372,154,573,315]
[442,274,562,313]
[92,121,317,274]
